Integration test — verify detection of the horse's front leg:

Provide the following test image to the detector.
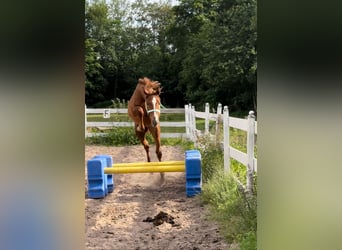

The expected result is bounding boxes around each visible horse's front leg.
[150,126,164,182]
[150,126,162,161]
[156,140,162,162]
[136,129,150,162]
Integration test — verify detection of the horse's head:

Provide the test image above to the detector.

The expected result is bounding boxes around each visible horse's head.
[137,77,162,127]
[145,94,161,127]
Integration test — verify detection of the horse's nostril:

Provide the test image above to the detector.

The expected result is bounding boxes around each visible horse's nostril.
[153,119,158,127]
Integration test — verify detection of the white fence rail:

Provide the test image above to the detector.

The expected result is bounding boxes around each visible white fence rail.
[85,103,257,192]
[85,105,186,138]
[184,103,257,193]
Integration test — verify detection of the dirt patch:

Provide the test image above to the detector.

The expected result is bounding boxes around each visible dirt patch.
[85,145,231,249]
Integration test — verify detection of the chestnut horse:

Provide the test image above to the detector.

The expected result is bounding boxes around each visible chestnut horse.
[128,77,164,182]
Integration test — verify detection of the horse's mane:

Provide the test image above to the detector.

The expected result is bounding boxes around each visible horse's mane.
[138,77,161,95]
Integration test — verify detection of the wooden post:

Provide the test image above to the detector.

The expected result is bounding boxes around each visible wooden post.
[205,103,209,135]
[223,106,230,173]
[246,110,255,194]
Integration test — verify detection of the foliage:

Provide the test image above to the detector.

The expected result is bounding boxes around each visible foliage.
[201,170,257,249]
[198,133,257,249]
[85,0,257,114]
[90,100,113,108]
[239,230,257,250]
[197,135,224,182]
[169,0,257,114]
[85,127,194,148]
[85,127,141,146]
[110,98,128,108]
[161,137,194,150]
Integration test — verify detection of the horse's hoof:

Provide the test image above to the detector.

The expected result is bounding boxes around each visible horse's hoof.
[159,173,165,186]
[159,179,165,187]
[136,124,145,132]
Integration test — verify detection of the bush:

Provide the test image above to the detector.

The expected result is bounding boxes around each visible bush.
[91,100,113,108]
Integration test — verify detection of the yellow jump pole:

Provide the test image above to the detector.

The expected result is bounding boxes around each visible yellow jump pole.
[104,164,185,174]
[112,161,184,168]
[87,149,201,198]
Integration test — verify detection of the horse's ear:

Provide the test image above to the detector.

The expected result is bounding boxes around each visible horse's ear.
[138,78,145,84]
[144,86,154,95]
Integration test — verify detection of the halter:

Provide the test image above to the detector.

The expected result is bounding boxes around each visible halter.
[145,95,161,114]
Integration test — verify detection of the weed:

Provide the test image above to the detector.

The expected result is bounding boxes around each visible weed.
[110,98,127,108]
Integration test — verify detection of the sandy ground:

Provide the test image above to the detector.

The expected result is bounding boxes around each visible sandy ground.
[85,145,231,250]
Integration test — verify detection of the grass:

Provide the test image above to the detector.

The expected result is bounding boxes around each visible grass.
[85,127,141,146]
[198,134,257,250]
[201,171,257,249]
[85,126,193,148]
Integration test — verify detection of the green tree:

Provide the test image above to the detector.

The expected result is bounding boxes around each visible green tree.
[167,0,219,107]
[85,38,105,104]
[203,0,257,114]
[85,0,113,105]
[84,0,256,112]
[168,0,256,114]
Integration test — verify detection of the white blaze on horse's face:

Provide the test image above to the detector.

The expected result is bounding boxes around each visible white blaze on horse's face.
[146,95,160,127]
[152,96,159,125]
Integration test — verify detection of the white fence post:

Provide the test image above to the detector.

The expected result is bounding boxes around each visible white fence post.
[191,105,196,143]
[215,103,222,143]
[188,104,193,140]
[223,106,230,173]
[205,102,209,134]
[85,104,87,138]
[246,110,255,194]
[184,104,190,139]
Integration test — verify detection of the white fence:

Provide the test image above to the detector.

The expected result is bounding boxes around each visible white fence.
[85,103,257,192]
[185,103,257,193]
[85,105,186,138]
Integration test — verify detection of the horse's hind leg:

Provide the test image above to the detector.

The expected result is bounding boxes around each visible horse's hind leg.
[136,129,151,162]
[133,106,145,132]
